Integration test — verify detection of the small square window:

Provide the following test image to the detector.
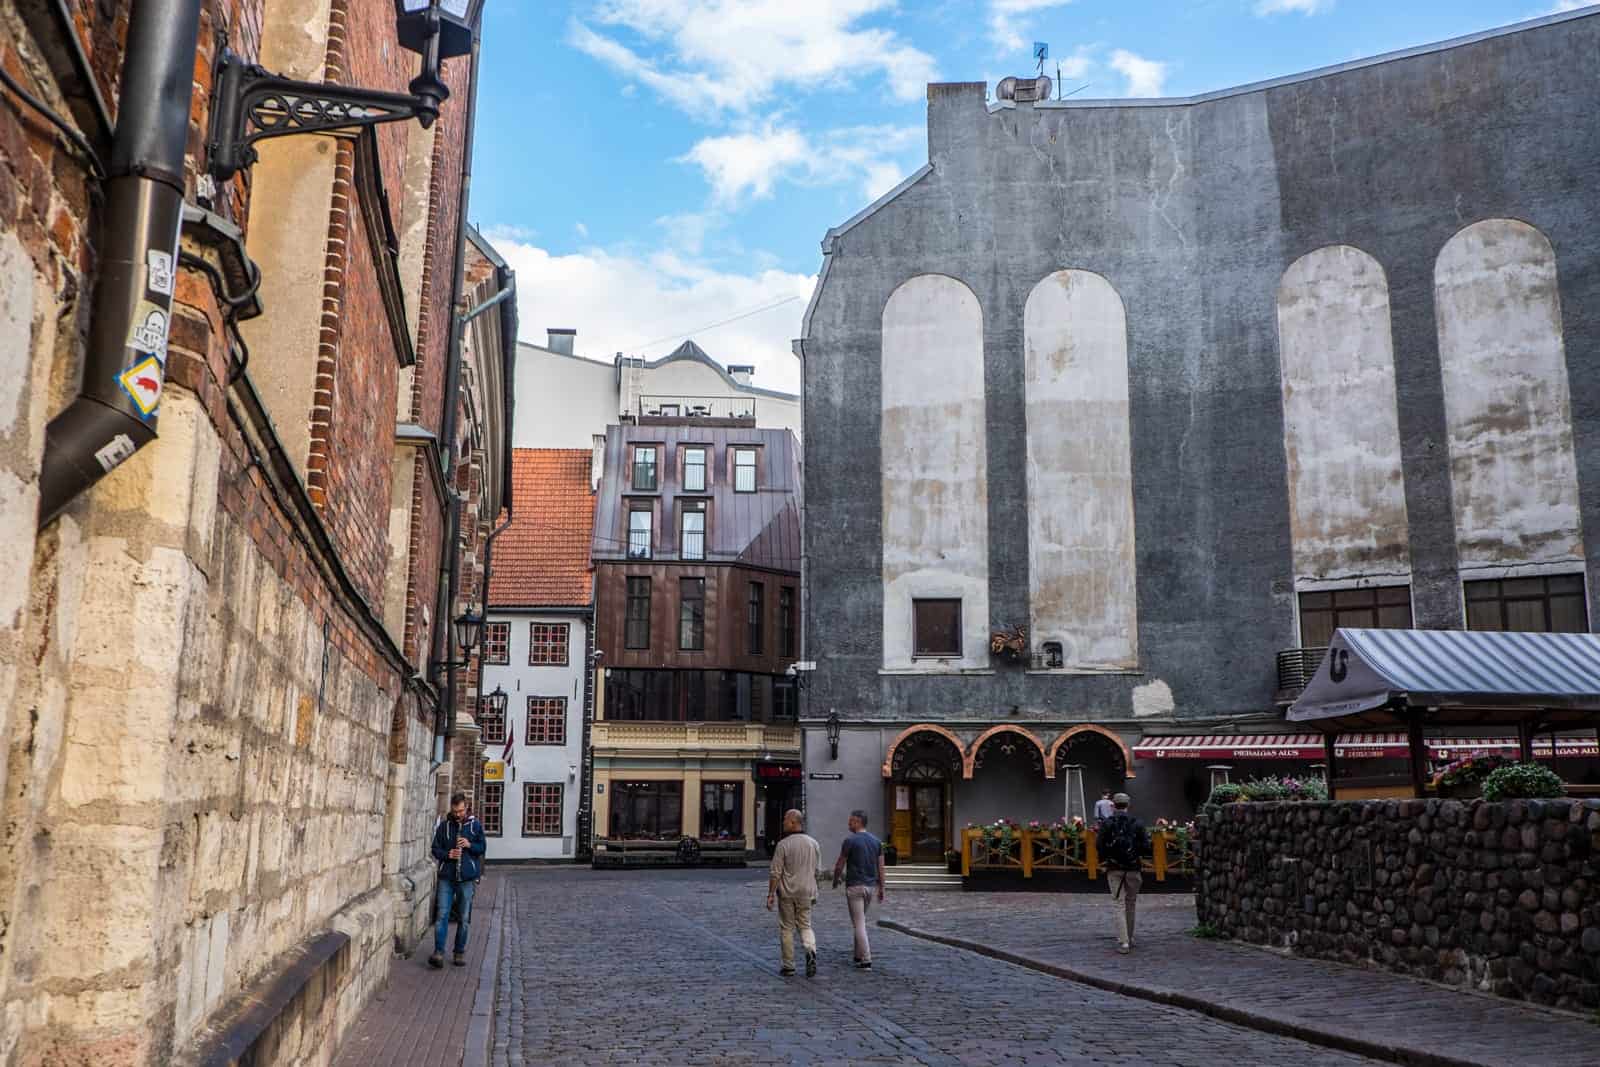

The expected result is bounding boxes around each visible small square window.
[478,695,506,744]
[523,783,563,837]
[526,697,567,745]
[529,623,570,665]
[913,599,962,658]
[483,622,509,666]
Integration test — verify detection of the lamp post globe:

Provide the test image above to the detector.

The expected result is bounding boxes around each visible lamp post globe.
[825,710,841,761]
[483,685,508,720]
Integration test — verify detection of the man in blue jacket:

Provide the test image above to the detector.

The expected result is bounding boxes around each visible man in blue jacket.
[430,791,487,968]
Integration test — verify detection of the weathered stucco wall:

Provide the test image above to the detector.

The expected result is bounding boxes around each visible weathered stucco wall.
[1277,245,1411,584]
[802,12,1600,734]
[1024,270,1138,670]
[881,275,989,672]
[1435,219,1584,570]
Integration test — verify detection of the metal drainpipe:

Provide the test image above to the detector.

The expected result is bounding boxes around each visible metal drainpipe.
[432,27,484,749]
[36,0,203,529]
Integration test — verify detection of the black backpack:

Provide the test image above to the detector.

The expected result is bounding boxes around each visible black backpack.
[1099,814,1145,870]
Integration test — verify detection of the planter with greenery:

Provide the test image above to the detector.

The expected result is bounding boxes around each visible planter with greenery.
[1480,762,1564,802]
[1429,752,1511,798]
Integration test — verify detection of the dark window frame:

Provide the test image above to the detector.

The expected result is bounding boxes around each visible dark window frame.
[683,446,708,492]
[699,781,743,841]
[1297,585,1413,648]
[478,694,507,744]
[679,577,706,651]
[747,581,765,655]
[522,782,563,837]
[733,447,757,493]
[481,781,504,837]
[1464,574,1588,634]
[912,598,963,658]
[779,586,796,659]
[627,505,653,560]
[529,622,570,666]
[631,445,659,491]
[625,577,651,650]
[680,502,706,561]
[483,621,510,666]
[526,696,567,746]
[608,780,683,840]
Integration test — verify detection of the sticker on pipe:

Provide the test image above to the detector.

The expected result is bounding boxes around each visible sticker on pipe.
[127,301,170,359]
[118,356,163,418]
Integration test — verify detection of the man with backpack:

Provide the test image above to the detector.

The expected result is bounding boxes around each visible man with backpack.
[1097,792,1149,954]
[429,792,487,969]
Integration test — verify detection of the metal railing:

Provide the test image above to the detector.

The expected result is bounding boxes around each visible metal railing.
[637,395,757,421]
[626,529,652,559]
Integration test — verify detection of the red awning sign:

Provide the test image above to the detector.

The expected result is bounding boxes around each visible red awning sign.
[1133,733,1600,761]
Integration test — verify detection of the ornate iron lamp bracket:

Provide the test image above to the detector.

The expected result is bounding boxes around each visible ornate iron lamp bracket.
[206,49,439,180]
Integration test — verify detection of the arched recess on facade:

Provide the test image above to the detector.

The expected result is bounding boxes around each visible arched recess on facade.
[881,724,966,779]
[1046,724,1135,780]
[962,724,1050,779]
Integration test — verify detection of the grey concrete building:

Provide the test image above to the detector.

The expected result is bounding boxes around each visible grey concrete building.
[797,8,1600,859]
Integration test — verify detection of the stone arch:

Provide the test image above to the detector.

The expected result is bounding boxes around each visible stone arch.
[962,724,1050,779]
[1023,269,1138,670]
[1276,244,1410,583]
[881,274,989,671]
[1046,724,1135,780]
[1434,219,1582,567]
[881,723,967,779]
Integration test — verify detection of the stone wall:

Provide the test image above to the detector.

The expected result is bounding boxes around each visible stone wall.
[1196,798,1600,1011]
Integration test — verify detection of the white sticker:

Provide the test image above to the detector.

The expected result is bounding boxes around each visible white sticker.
[128,304,169,358]
[147,249,175,296]
[93,433,137,473]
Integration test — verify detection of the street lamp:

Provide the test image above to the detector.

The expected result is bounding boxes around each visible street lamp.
[826,710,841,761]
[207,0,486,179]
[480,684,507,721]
[452,607,484,659]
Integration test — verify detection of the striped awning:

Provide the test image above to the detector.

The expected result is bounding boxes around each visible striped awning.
[1133,732,1600,761]
[1289,628,1600,726]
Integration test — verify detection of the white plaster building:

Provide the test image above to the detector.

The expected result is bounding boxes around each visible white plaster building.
[513,333,801,448]
[481,449,595,860]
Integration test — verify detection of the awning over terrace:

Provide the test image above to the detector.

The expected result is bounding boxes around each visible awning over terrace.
[1133,733,1600,760]
[1289,628,1600,727]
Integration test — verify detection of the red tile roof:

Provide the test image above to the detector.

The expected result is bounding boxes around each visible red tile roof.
[489,449,595,607]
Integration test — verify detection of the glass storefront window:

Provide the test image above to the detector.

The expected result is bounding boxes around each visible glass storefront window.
[609,780,682,840]
[700,782,743,840]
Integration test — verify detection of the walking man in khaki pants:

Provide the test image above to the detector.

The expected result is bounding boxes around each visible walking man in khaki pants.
[1097,792,1150,954]
[766,809,820,977]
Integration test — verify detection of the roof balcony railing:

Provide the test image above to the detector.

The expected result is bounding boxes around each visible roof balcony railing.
[1275,646,1329,705]
[637,395,757,423]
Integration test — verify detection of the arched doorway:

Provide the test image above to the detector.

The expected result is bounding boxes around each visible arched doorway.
[965,727,1054,827]
[1050,726,1132,821]
[884,727,962,863]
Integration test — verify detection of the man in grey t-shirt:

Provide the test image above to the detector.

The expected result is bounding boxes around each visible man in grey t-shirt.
[831,810,886,968]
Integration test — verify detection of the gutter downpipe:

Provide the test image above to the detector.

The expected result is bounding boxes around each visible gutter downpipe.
[36,0,204,528]
[431,26,484,758]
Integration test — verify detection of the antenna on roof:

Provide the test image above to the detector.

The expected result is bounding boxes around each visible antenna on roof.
[1033,41,1048,77]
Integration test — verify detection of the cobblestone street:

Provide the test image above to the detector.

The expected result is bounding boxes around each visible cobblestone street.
[489,868,1386,1066]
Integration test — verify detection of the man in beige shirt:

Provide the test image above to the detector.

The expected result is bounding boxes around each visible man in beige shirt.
[766,808,821,977]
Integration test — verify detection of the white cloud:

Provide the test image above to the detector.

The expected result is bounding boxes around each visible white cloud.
[490,236,812,393]
[1548,0,1588,10]
[681,121,922,205]
[987,0,1076,54]
[574,222,589,238]
[569,2,938,117]
[1109,49,1167,97]
[1254,0,1334,15]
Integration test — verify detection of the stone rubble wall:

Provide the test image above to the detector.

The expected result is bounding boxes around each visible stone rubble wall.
[1196,798,1600,1011]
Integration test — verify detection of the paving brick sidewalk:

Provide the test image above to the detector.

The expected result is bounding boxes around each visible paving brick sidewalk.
[882,890,1595,1067]
[335,874,503,1067]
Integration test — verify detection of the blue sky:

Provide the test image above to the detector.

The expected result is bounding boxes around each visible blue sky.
[471,1,1587,394]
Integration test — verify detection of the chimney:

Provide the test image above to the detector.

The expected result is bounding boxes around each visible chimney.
[547,328,576,355]
[728,364,755,387]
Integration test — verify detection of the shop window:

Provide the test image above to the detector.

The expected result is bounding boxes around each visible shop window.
[1298,586,1412,648]
[483,621,509,665]
[609,780,682,840]
[526,697,566,745]
[523,783,563,837]
[700,782,743,840]
[529,622,569,665]
[1465,574,1588,633]
[912,598,962,658]
[481,781,504,836]
[625,577,651,650]
[679,578,705,651]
